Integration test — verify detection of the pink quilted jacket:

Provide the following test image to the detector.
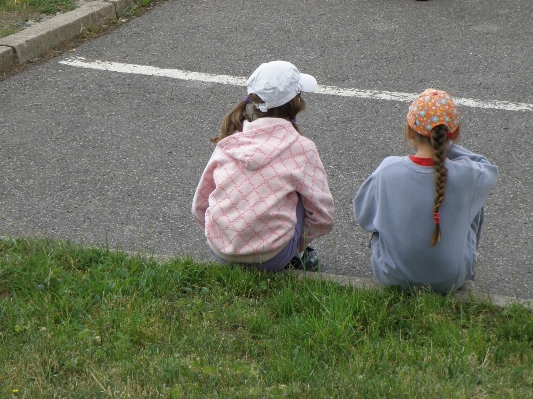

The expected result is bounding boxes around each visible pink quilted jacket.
[192,118,334,260]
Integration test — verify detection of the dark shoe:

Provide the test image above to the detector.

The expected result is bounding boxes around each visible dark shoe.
[286,247,320,272]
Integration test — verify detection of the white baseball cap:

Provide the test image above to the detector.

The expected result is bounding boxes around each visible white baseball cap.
[246,61,317,112]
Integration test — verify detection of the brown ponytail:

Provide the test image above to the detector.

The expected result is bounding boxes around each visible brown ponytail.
[210,93,306,144]
[211,100,250,144]
[430,125,449,246]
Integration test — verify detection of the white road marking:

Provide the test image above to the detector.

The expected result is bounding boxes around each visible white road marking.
[59,57,533,112]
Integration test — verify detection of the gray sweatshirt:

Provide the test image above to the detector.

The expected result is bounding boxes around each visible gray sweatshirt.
[353,145,498,293]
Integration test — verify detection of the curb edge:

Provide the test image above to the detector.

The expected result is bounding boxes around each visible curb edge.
[0,0,137,75]
[284,269,533,311]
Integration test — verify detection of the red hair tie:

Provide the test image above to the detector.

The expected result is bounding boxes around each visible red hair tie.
[433,212,441,224]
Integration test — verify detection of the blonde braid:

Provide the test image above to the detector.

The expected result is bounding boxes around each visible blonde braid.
[430,125,448,246]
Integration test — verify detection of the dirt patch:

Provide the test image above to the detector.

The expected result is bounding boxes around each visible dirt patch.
[0,10,46,37]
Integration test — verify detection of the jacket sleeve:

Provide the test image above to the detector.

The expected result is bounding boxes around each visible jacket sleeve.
[352,172,378,232]
[296,146,334,250]
[447,145,498,220]
[191,154,217,230]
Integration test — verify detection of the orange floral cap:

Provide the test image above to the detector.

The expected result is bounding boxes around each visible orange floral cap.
[407,89,460,137]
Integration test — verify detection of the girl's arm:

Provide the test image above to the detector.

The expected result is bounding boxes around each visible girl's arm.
[297,147,334,250]
[448,144,493,164]
[447,144,498,219]
[447,145,498,189]
[191,158,217,230]
[352,173,378,232]
[353,157,403,232]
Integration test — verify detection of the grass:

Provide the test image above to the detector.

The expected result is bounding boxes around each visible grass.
[0,237,532,398]
[0,0,77,38]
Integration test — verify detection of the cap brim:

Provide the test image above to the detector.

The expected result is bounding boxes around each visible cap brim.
[299,73,317,93]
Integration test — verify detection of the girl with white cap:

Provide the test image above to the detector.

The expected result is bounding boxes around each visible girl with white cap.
[192,61,334,271]
[353,89,498,293]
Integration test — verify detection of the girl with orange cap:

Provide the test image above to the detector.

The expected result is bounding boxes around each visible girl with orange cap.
[353,89,498,293]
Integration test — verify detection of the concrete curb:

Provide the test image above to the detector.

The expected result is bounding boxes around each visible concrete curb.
[285,270,533,310]
[0,0,137,73]
[0,45,15,74]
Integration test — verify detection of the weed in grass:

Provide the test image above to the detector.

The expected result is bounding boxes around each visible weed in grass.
[1,237,532,398]
[121,0,154,22]
[27,0,75,14]
[121,4,138,18]
[0,23,19,36]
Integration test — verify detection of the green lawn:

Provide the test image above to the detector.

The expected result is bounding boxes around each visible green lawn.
[1,237,532,398]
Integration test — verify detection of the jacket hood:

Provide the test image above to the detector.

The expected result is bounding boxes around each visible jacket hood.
[218,118,300,171]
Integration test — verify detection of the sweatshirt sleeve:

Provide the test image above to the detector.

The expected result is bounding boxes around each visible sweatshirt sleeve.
[447,144,498,220]
[297,145,334,249]
[352,172,378,232]
[191,154,217,230]
[448,144,494,164]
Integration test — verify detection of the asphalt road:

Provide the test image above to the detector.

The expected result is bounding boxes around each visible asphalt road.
[1,0,532,299]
